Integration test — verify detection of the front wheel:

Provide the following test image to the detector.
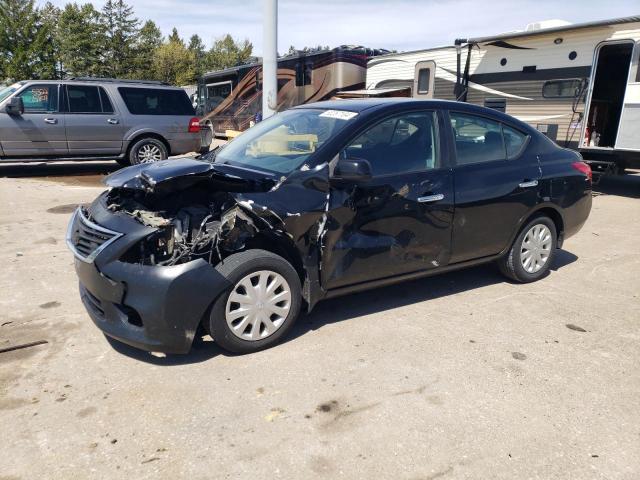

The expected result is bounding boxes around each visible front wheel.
[208,249,302,354]
[129,137,168,165]
[498,216,557,283]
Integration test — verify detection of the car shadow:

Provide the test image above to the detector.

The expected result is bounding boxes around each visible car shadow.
[285,250,578,344]
[108,250,578,363]
[592,170,640,199]
[0,160,120,183]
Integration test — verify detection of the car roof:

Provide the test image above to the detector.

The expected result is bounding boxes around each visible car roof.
[295,98,537,133]
[19,79,182,90]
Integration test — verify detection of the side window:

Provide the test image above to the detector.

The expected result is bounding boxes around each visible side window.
[98,87,114,113]
[18,84,58,112]
[118,87,195,115]
[502,125,527,159]
[67,85,101,113]
[450,112,505,165]
[542,79,582,98]
[417,68,431,94]
[345,111,438,176]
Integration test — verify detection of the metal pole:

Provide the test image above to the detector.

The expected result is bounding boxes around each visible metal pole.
[262,0,278,119]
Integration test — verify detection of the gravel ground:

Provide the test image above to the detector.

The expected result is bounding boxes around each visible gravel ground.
[0,161,638,480]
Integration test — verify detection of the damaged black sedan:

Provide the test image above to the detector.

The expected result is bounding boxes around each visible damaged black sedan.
[67,99,592,354]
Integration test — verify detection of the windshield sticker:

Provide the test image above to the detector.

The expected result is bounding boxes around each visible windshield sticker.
[319,110,358,121]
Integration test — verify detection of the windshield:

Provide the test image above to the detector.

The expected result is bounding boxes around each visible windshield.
[0,82,23,103]
[215,108,357,174]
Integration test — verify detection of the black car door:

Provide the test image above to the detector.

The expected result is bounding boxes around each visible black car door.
[321,110,454,290]
[448,111,540,264]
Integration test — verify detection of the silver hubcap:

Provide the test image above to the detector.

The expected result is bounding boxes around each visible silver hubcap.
[521,224,552,273]
[225,270,292,341]
[137,144,162,163]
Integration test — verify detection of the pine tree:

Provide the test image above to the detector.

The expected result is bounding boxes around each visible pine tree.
[188,34,206,81]
[132,19,162,79]
[0,0,56,81]
[168,27,183,46]
[152,40,195,86]
[101,0,139,78]
[207,34,253,71]
[57,3,105,78]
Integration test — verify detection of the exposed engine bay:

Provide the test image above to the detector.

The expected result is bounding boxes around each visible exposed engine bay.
[103,159,279,267]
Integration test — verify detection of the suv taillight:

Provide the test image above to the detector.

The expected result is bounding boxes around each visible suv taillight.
[572,161,592,182]
[188,117,200,133]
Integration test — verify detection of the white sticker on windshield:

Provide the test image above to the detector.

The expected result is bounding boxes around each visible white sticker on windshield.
[319,110,358,121]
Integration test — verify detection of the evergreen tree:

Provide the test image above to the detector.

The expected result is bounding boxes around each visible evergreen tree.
[132,19,162,79]
[168,27,183,46]
[152,40,194,86]
[207,34,253,71]
[57,3,105,78]
[101,0,139,78]
[0,0,57,81]
[188,34,206,81]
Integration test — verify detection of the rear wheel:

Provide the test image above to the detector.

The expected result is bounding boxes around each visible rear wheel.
[208,249,302,354]
[128,137,168,165]
[498,216,557,283]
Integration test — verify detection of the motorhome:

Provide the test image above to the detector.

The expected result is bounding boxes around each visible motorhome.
[196,46,388,138]
[365,16,640,172]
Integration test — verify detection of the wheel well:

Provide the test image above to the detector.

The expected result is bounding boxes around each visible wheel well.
[126,133,171,157]
[243,233,306,285]
[529,207,564,239]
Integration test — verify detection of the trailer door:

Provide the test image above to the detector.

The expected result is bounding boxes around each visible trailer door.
[615,41,640,151]
[413,61,435,99]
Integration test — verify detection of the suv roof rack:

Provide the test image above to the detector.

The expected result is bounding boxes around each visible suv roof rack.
[67,77,171,86]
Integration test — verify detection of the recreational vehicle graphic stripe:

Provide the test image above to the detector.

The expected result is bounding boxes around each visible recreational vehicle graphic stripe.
[438,67,533,100]
[469,66,592,84]
[485,40,535,50]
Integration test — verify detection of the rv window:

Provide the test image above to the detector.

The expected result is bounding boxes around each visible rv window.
[295,62,313,86]
[542,79,582,98]
[417,68,431,94]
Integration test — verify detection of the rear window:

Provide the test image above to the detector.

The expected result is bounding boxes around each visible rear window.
[118,87,195,115]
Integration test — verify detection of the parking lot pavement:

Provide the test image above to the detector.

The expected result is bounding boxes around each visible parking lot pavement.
[0,161,638,479]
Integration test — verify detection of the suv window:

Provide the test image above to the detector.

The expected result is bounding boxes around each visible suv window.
[18,84,58,112]
[450,112,506,165]
[345,111,438,176]
[99,87,114,113]
[67,85,102,113]
[118,87,194,115]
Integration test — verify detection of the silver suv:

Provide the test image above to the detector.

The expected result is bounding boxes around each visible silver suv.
[0,78,204,166]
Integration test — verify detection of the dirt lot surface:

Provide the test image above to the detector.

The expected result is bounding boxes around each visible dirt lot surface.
[0,161,638,479]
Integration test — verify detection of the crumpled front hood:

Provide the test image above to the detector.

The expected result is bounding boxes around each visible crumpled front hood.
[105,158,274,196]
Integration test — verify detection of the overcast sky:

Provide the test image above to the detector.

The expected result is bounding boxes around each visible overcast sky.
[41,0,639,54]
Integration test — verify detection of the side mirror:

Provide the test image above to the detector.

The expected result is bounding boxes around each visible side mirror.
[333,156,372,183]
[6,97,24,116]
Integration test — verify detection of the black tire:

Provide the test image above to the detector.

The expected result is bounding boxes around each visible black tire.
[498,215,557,283]
[208,249,302,354]
[128,137,168,165]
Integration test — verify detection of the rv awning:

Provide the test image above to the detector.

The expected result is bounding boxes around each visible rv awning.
[464,15,640,44]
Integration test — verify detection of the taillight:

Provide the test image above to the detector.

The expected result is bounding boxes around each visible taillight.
[188,117,200,133]
[572,161,592,182]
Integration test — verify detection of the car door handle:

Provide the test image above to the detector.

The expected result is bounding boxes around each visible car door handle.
[43,117,57,124]
[417,193,444,203]
[519,180,539,188]
[107,118,119,124]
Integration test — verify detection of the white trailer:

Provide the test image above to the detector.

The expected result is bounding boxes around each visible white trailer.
[366,15,640,172]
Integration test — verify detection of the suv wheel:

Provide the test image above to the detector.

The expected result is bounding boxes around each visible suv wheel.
[208,249,302,354]
[129,137,168,165]
[498,215,557,283]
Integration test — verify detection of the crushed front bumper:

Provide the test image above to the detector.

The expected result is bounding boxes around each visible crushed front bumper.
[69,195,230,354]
